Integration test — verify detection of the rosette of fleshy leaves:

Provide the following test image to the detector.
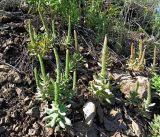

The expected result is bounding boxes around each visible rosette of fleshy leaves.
[35,69,51,100]
[150,115,160,137]
[89,74,113,103]
[69,52,83,71]
[34,54,52,100]
[141,81,155,117]
[43,102,71,131]
[28,7,54,58]
[89,35,114,103]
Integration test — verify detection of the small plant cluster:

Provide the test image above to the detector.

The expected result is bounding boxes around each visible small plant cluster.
[28,13,82,131]
[150,115,160,137]
[127,39,158,72]
[28,6,56,57]
[127,39,146,71]
[152,74,160,96]
[125,81,141,107]
[89,35,114,104]
[126,80,155,116]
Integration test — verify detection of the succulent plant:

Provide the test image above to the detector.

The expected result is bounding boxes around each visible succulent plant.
[34,54,51,100]
[125,81,141,106]
[141,80,155,117]
[150,115,160,137]
[43,102,71,130]
[89,35,114,103]
[127,39,146,71]
[152,74,160,96]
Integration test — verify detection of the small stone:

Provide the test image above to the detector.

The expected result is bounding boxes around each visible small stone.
[104,118,118,132]
[0,98,4,107]
[131,120,142,137]
[24,96,30,104]
[15,126,19,132]
[0,126,5,133]
[83,102,96,126]
[26,107,40,118]
[110,109,122,120]
[11,111,17,118]
[5,116,11,124]
[28,129,36,136]
[45,127,54,136]
[8,70,21,83]
[28,101,35,108]
[120,76,148,99]
[97,104,104,123]
[0,117,5,125]
[16,87,23,96]
[73,122,97,137]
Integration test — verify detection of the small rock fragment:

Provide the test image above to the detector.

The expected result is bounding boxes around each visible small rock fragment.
[131,120,142,137]
[0,126,6,134]
[104,118,119,132]
[16,87,23,96]
[45,127,54,136]
[120,76,148,99]
[97,104,104,123]
[28,128,36,136]
[83,102,96,126]
[73,122,97,137]
[26,107,40,118]
[0,98,4,106]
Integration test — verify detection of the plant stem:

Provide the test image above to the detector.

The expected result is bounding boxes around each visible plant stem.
[38,6,49,37]
[65,16,71,80]
[101,35,108,78]
[28,19,35,47]
[72,30,79,90]
[138,39,143,61]
[146,80,151,108]
[38,54,46,82]
[139,48,145,66]
[54,82,59,106]
[72,70,76,91]
[66,16,71,45]
[53,48,61,83]
[52,20,56,40]
[34,67,39,87]
[65,48,70,80]
[135,80,139,93]
[130,43,135,62]
[74,30,78,53]
[153,45,157,68]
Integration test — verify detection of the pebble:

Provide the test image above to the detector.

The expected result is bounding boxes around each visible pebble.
[0,98,4,105]
[83,101,96,126]
[0,126,6,134]
[26,107,40,118]
[28,128,36,136]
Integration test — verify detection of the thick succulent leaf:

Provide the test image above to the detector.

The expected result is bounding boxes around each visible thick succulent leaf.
[64,117,71,126]
[59,120,65,129]
[50,113,58,127]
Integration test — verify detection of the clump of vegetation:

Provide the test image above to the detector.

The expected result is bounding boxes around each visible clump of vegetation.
[127,39,146,71]
[28,7,52,57]
[152,74,160,96]
[143,81,155,113]
[34,55,50,100]
[89,35,114,103]
[28,14,81,131]
[150,115,160,137]
[125,81,141,106]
